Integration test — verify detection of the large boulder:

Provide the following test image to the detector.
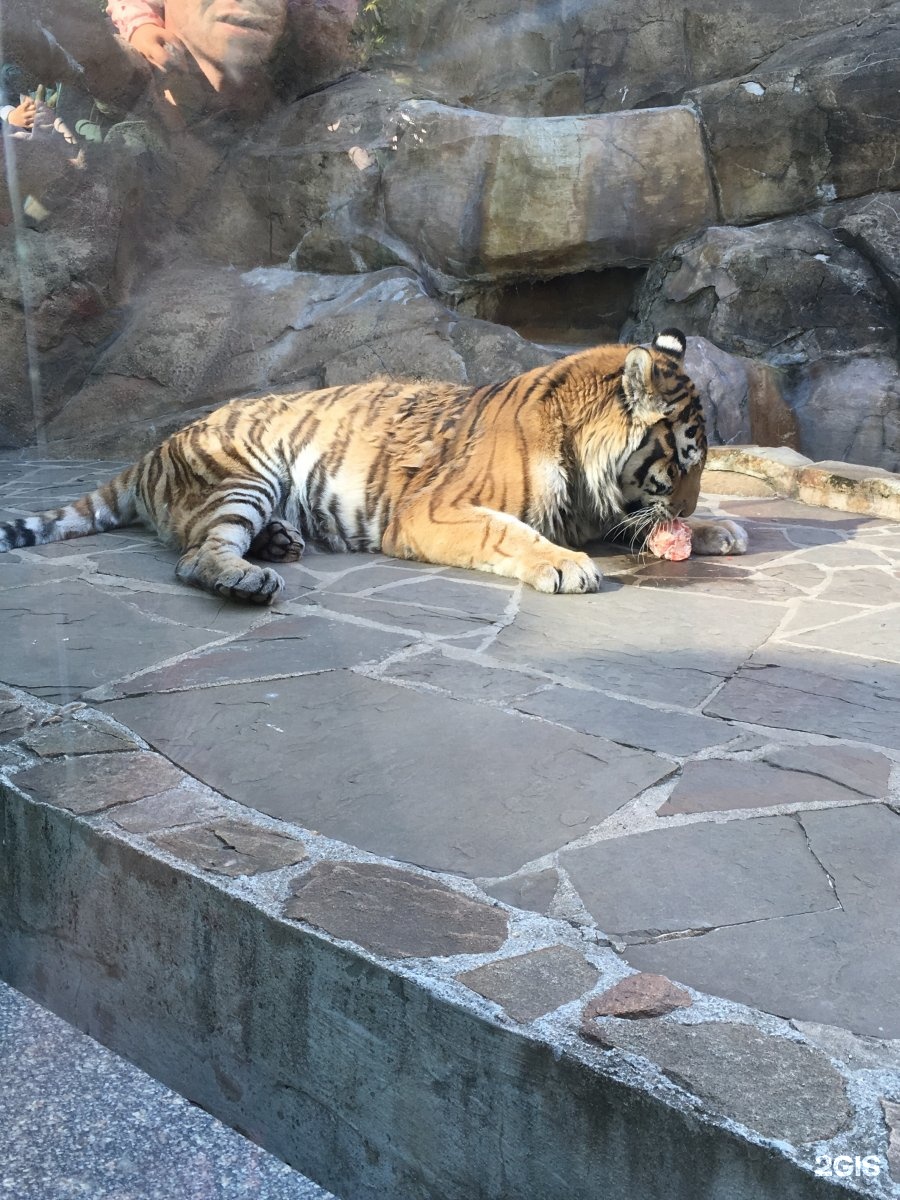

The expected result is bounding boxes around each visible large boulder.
[624,217,897,367]
[196,84,717,297]
[820,192,900,309]
[625,218,899,469]
[687,6,900,223]
[684,338,798,451]
[789,358,900,474]
[367,0,885,117]
[380,102,716,290]
[39,266,557,458]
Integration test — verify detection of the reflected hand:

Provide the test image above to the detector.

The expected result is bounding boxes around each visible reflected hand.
[129,23,188,73]
[7,98,36,130]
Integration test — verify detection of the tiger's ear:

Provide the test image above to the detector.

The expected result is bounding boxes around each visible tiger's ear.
[652,328,687,361]
[622,346,654,417]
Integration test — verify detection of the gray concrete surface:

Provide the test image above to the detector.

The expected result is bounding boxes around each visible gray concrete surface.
[0,980,334,1199]
[1,459,899,1199]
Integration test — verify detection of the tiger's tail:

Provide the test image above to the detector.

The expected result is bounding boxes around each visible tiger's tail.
[0,464,142,552]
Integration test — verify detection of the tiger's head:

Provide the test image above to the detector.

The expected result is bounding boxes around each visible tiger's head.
[616,330,708,545]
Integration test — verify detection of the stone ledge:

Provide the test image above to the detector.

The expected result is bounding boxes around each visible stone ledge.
[1,687,896,1200]
[703,446,900,520]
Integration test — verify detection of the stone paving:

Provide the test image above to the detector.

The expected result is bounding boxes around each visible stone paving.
[2,457,900,1197]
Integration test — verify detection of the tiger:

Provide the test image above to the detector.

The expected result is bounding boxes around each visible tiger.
[0,328,745,602]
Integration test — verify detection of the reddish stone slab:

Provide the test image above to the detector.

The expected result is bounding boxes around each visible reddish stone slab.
[582,973,692,1022]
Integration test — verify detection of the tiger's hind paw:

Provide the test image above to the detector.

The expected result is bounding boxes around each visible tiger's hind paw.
[249,520,305,563]
[689,519,749,556]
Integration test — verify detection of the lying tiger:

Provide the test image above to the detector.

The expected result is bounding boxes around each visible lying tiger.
[0,329,746,602]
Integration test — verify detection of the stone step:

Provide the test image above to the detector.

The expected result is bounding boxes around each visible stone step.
[0,980,336,1200]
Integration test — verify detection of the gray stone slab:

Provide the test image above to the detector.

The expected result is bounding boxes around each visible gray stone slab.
[624,909,900,1038]
[490,587,783,706]
[0,553,82,589]
[12,752,185,815]
[625,805,900,1037]
[721,498,878,527]
[287,549,384,575]
[765,744,892,799]
[318,564,436,594]
[657,749,888,816]
[0,981,334,1200]
[791,1020,900,1073]
[456,945,599,1023]
[581,1020,851,1144]
[21,716,140,758]
[103,672,672,877]
[21,532,150,559]
[99,612,415,698]
[559,816,837,940]
[798,803,900,910]
[795,543,891,568]
[778,599,865,634]
[370,577,514,620]
[284,860,508,958]
[818,569,900,607]
[0,692,36,741]
[706,650,900,749]
[152,819,306,877]
[110,784,231,834]
[0,580,236,703]
[481,869,560,915]
[383,651,546,703]
[93,584,271,637]
[618,559,800,602]
[883,1099,900,1183]
[314,591,493,638]
[759,562,831,591]
[90,543,184,585]
[789,607,900,665]
[746,641,900,695]
[516,686,733,757]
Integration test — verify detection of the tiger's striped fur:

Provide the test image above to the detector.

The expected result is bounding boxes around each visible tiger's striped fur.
[0,329,711,602]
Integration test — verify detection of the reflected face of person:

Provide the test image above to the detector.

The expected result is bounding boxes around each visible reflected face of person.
[166,0,288,81]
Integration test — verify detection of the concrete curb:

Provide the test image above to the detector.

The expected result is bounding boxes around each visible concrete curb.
[703,447,900,520]
[2,688,897,1199]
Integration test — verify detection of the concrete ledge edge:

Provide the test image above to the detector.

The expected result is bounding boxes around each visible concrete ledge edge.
[0,687,894,1200]
[703,447,900,520]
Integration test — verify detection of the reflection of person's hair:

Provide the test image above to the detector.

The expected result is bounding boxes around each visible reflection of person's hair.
[0,62,40,107]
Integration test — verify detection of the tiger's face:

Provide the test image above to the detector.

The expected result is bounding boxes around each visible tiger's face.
[617,407,708,545]
[616,330,708,545]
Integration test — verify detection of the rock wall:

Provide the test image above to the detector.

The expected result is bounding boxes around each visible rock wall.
[1,0,897,468]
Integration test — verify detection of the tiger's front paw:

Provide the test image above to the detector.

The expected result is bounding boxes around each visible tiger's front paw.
[527,551,604,594]
[689,519,749,556]
[212,565,285,604]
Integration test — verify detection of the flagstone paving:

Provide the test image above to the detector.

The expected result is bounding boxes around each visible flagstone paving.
[0,460,898,1039]
[2,459,900,1197]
